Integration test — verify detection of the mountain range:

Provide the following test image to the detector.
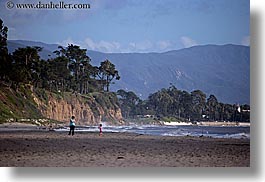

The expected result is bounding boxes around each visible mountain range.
[7,40,250,104]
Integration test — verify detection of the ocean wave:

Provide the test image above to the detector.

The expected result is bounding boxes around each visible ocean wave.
[54,125,250,139]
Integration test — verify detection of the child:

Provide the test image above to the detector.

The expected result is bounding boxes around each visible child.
[98,123,103,136]
[68,116,76,136]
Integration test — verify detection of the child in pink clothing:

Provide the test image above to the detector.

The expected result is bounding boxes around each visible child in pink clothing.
[98,123,102,136]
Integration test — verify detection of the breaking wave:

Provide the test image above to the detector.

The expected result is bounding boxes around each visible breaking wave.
[55,125,250,139]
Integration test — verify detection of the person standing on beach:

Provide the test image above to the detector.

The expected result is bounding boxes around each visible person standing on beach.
[68,116,76,136]
[98,123,103,136]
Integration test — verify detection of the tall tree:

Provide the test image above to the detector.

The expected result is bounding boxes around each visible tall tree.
[12,46,42,66]
[98,59,120,92]
[148,89,173,117]
[54,44,91,93]
[10,46,42,87]
[0,19,8,53]
[191,90,206,120]
[0,18,11,81]
[206,94,218,120]
[46,56,71,92]
[167,85,182,118]
[117,89,140,118]
[179,90,193,119]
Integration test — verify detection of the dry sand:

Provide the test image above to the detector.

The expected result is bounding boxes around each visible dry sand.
[0,127,250,167]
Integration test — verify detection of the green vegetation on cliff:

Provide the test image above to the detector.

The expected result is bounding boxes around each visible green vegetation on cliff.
[0,83,122,124]
[0,85,42,122]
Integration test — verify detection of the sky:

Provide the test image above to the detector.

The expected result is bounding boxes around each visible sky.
[0,0,249,53]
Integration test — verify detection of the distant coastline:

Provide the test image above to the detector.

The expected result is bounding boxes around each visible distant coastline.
[162,121,250,127]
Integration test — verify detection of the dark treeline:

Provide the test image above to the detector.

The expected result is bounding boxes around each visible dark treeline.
[117,86,250,123]
[0,19,120,94]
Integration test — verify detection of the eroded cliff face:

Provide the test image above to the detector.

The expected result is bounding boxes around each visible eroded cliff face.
[33,92,123,125]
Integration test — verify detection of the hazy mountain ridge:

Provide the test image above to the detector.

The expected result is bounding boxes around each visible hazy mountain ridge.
[7,40,250,104]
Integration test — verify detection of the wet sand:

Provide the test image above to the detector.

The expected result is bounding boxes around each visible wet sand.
[0,128,250,167]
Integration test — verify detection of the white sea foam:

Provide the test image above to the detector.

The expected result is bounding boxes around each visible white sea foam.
[54,125,250,139]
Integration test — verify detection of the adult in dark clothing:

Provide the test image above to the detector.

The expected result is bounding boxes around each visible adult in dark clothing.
[68,116,76,136]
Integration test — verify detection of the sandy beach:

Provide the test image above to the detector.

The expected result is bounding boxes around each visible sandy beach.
[0,125,250,167]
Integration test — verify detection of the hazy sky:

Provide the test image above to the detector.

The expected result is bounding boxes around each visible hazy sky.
[0,0,249,53]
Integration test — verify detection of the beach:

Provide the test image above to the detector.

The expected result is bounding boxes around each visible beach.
[0,125,250,167]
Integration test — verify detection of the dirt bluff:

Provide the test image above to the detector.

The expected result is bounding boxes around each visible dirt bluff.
[33,92,123,125]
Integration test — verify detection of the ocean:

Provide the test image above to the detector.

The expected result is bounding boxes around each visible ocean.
[55,125,250,139]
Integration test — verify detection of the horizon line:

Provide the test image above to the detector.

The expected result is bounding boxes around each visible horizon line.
[7,39,250,54]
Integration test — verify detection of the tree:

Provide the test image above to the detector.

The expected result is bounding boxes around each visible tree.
[166,85,182,118]
[65,44,90,85]
[117,89,141,118]
[53,44,91,93]
[179,90,192,120]
[191,90,206,120]
[0,18,11,81]
[34,60,50,89]
[12,46,42,66]
[53,44,122,94]
[206,94,218,121]
[53,45,66,57]
[0,19,8,53]
[147,88,173,117]
[98,59,120,92]
[46,56,71,92]
[10,46,42,87]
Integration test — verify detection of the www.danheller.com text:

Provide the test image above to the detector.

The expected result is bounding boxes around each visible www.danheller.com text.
[6,1,91,10]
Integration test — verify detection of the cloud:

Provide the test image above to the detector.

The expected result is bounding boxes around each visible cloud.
[59,37,177,53]
[88,39,153,53]
[129,40,153,52]
[6,27,21,40]
[241,36,250,46]
[58,37,78,47]
[84,37,121,53]
[84,38,156,53]
[180,36,198,48]
[156,41,173,51]
[128,40,175,53]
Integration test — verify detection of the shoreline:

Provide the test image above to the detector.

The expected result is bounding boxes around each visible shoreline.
[0,122,250,139]
[0,128,250,167]
[0,121,251,128]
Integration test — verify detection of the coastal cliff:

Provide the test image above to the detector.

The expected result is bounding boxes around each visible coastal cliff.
[0,84,123,125]
[34,91,123,125]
